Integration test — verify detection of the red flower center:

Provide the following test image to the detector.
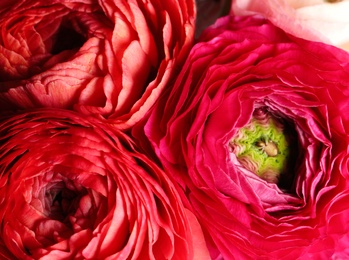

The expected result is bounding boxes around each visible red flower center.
[49,23,86,55]
[44,181,87,224]
[21,172,109,248]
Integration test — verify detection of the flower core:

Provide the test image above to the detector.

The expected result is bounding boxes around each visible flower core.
[230,109,291,184]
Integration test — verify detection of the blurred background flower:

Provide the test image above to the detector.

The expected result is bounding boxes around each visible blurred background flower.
[232,0,349,51]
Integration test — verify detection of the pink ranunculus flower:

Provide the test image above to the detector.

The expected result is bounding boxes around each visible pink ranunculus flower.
[0,0,195,128]
[0,109,210,259]
[136,15,349,259]
[232,0,349,51]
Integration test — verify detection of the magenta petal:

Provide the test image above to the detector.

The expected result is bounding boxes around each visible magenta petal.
[135,15,349,258]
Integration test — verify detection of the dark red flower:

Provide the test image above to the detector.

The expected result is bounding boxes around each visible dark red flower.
[136,15,349,258]
[0,109,209,259]
[0,0,195,128]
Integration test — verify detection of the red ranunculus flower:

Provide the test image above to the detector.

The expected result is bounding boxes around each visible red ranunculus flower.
[137,15,349,259]
[0,0,195,128]
[0,109,209,259]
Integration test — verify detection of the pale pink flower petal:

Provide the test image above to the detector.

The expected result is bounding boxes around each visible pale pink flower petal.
[232,0,349,51]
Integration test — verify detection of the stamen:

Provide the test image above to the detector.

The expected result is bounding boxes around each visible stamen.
[255,140,278,157]
[229,108,291,184]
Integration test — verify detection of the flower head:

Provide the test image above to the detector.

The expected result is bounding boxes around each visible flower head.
[0,109,209,259]
[0,0,195,128]
[136,15,349,258]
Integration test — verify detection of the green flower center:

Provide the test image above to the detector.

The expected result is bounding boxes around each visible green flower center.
[230,109,290,183]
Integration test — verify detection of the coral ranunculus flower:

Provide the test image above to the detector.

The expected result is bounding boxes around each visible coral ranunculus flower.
[137,15,349,259]
[0,0,195,128]
[0,109,209,259]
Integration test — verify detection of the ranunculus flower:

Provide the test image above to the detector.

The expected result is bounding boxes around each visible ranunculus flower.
[0,109,209,259]
[0,0,195,128]
[136,15,349,258]
[232,0,349,51]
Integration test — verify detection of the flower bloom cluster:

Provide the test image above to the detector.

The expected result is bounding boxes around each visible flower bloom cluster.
[0,0,349,259]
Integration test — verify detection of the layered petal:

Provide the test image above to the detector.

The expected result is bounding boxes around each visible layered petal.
[135,15,349,258]
[0,109,209,259]
[0,0,195,128]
